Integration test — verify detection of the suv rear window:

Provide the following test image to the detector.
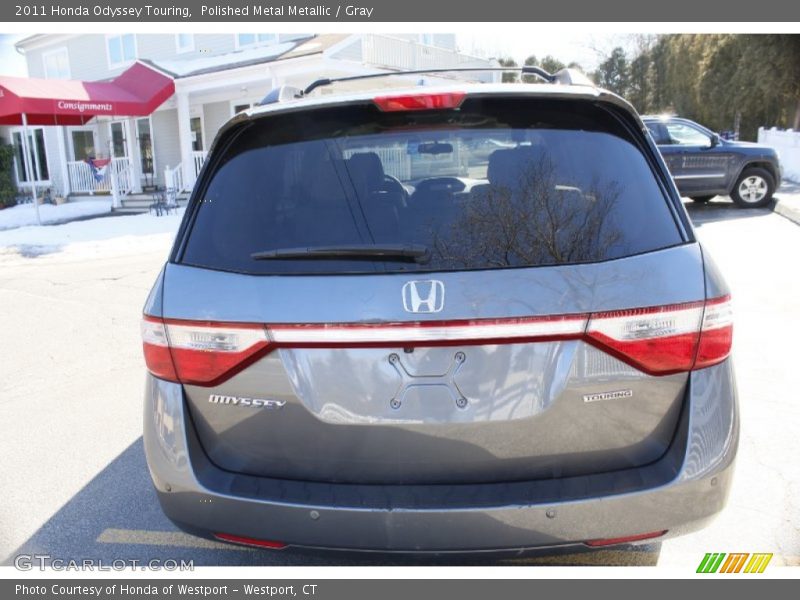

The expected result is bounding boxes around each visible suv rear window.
[179,96,683,274]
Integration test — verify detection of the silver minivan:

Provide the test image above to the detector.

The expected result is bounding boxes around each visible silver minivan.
[142,71,738,554]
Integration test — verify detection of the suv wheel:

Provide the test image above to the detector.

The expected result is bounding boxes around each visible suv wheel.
[731,167,775,208]
[690,195,715,203]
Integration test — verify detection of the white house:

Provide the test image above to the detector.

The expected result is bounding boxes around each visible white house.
[0,33,495,204]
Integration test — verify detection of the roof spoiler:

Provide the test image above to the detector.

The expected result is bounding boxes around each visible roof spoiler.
[258,66,594,106]
[258,85,305,105]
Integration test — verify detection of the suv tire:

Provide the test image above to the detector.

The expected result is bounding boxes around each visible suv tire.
[731,167,775,208]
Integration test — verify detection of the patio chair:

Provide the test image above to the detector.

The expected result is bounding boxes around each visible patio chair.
[149,188,167,216]
[163,188,179,215]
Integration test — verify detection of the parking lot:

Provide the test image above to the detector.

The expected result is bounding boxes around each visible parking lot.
[1,193,798,568]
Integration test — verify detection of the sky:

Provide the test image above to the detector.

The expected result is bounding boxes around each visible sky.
[456,32,642,71]
[0,34,28,77]
[0,32,641,78]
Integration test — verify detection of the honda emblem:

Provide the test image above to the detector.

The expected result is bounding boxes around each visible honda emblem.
[402,280,445,313]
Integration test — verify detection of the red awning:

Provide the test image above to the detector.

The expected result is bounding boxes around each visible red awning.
[0,61,174,126]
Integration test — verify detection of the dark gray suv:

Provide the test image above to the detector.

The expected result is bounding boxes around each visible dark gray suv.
[141,72,738,554]
[643,115,782,208]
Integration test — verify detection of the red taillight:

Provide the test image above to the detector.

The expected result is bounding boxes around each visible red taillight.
[585,296,732,375]
[141,296,731,386]
[695,295,734,369]
[141,316,271,386]
[373,91,466,112]
[214,533,287,549]
[141,318,178,381]
[586,301,704,375]
[585,530,667,547]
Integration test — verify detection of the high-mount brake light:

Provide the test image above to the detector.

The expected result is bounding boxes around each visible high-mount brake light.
[373,92,466,112]
[141,296,732,386]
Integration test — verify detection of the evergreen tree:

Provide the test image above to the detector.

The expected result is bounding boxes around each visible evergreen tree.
[594,47,630,96]
[497,57,519,83]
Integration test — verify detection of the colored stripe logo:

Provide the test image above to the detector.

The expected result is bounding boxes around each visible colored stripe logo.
[697,553,773,573]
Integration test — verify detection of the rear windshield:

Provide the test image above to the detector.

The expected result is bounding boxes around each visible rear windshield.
[179,97,683,274]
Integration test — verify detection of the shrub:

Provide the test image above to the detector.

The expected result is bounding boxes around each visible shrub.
[0,143,18,208]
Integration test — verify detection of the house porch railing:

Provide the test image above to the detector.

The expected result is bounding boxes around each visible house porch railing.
[164,150,208,193]
[66,157,134,195]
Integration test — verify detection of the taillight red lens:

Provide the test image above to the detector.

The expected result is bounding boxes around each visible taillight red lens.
[695,295,733,369]
[373,92,466,112]
[141,316,270,386]
[141,318,177,381]
[585,296,732,375]
[586,302,704,375]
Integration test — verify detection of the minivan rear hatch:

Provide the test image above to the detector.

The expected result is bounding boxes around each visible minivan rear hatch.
[153,93,705,485]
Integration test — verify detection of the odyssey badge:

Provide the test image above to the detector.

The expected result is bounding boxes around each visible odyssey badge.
[208,394,286,409]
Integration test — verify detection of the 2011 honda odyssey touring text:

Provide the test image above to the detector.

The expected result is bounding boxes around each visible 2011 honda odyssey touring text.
[141,68,738,554]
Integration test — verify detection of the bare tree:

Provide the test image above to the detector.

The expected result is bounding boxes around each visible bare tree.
[427,151,624,269]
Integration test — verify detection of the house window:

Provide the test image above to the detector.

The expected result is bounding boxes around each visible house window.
[175,34,194,54]
[12,128,49,184]
[232,101,257,116]
[136,118,155,175]
[109,122,127,158]
[418,34,435,46]
[70,129,96,161]
[190,117,204,152]
[107,34,137,68]
[42,48,70,79]
[236,34,278,49]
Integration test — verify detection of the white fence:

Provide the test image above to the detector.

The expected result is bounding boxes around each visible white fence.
[66,157,133,194]
[758,127,800,183]
[343,146,411,180]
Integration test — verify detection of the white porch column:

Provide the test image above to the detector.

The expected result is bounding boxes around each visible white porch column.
[125,118,143,193]
[107,137,120,210]
[20,113,41,225]
[176,91,194,192]
[55,126,70,196]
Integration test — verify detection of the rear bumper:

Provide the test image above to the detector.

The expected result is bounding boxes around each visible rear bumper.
[143,360,738,553]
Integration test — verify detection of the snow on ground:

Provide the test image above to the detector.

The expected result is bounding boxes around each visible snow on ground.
[0,207,185,262]
[0,199,113,230]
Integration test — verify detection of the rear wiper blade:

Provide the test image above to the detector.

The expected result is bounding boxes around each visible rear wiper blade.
[251,244,430,263]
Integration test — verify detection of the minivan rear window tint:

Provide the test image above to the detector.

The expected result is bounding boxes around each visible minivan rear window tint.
[179,97,683,274]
